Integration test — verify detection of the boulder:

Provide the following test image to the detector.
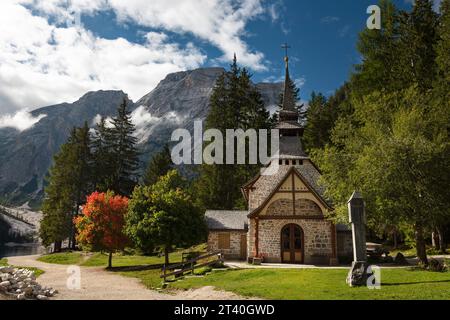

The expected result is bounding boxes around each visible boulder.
[0,266,57,300]
[0,267,14,274]
[346,261,373,287]
[23,287,33,296]
[0,273,10,282]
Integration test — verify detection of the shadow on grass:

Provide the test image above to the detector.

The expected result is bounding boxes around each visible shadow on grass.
[383,279,450,286]
[106,264,165,272]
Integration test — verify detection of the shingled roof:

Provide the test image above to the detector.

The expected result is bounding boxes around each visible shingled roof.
[205,210,248,231]
[279,136,308,158]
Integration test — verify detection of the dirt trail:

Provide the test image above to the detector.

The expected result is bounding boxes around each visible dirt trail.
[6,255,252,300]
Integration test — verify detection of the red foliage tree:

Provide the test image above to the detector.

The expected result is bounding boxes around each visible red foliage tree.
[74,191,129,268]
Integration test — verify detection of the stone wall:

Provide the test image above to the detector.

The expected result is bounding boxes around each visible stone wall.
[266,198,322,217]
[207,231,246,260]
[248,218,334,265]
[248,164,290,210]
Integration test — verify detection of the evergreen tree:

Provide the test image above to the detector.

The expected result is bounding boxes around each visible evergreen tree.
[107,99,140,196]
[40,123,93,250]
[143,144,173,186]
[303,84,354,152]
[194,56,271,210]
[92,117,116,192]
[436,0,450,86]
[303,92,329,151]
[352,0,403,97]
[398,0,439,91]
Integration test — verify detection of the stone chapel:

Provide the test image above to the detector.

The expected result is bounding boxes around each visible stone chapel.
[205,53,352,265]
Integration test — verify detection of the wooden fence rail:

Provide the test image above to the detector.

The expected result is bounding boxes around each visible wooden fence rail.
[160,250,223,281]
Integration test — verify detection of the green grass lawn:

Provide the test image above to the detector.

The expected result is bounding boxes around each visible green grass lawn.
[34,245,450,300]
[390,245,448,258]
[81,251,182,267]
[37,251,85,265]
[37,244,207,268]
[168,268,450,300]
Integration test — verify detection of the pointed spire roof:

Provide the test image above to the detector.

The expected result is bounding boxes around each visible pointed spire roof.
[282,55,297,112]
[277,44,301,127]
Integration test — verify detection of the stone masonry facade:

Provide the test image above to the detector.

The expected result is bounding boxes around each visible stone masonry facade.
[248,218,334,264]
[266,198,322,217]
[208,231,246,260]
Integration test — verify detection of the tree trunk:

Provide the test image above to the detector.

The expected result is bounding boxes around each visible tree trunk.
[415,224,428,265]
[70,233,77,250]
[108,251,113,269]
[54,241,62,253]
[71,205,79,250]
[164,246,170,267]
[393,229,398,249]
[432,229,440,250]
[437,227,446,254]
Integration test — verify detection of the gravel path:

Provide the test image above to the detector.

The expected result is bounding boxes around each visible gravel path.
[6,255,252,300]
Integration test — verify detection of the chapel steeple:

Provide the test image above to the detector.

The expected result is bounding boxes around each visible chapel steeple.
[276,44,304,138]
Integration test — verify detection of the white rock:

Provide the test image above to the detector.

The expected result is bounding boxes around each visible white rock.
[0,267,14,274]
[0,280,11,288]
[36,295,49,300]
[17,293,26,300]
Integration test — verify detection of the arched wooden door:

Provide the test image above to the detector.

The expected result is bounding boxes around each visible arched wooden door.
[281,224,304,264]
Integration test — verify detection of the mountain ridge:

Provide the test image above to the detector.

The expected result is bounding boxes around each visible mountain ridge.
[0,67,282,208]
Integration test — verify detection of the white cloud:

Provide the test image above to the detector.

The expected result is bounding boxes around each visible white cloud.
[20,0,267,69]
[0,0,269,114]
[321,16,340,24]
[0,110,47,131]
[130,106,185,143]
[0,1,207,114]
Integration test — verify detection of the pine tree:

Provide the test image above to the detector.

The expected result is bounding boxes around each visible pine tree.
[92,117,116,192]
[352,0,403,97]
[40,123,93,250]
[398,0,439,91]
[436,0,450,86]
[303,92,329,151]
[107,99,140,196]
[195,56,271,210]
[143,144,173,186]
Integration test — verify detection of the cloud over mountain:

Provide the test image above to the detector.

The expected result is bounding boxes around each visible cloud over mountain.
[0,1,268,115]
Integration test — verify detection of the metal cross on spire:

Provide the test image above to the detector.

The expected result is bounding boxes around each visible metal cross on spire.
[282,43,290,57]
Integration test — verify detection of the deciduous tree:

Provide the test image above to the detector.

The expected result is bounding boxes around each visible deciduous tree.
[74,191,129,268]
[126,170,206,265]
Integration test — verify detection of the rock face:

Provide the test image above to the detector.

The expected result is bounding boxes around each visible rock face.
[0,266,57,300]
[0,90,132,207]
[0,67,282,207]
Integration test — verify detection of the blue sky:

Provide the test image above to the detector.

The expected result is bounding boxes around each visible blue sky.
[0,0,438,118]
[80,0,420,100]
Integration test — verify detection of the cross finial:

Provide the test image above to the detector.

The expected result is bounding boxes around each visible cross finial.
[281,43,290,58]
